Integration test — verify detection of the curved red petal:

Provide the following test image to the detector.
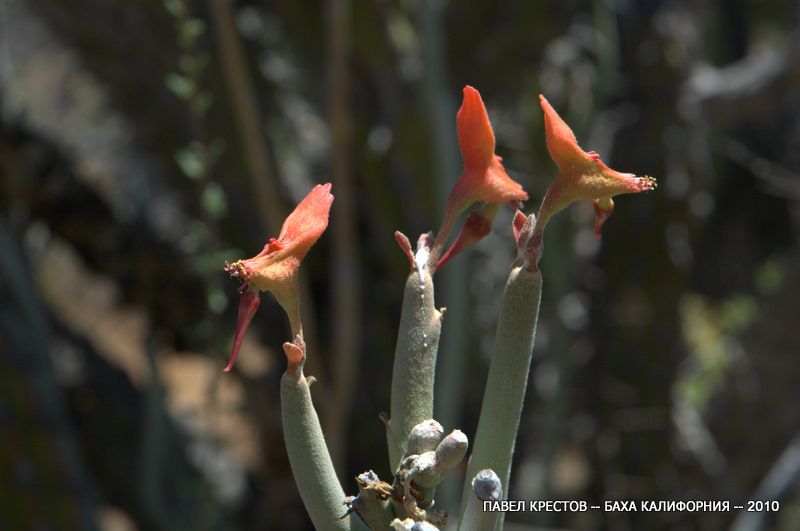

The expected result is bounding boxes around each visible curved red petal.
[436,209,495,271]
[539,95,588,172]
[278,183,334,254]
[592,197,615,240]
[224,291,261,373]
[483,156,529,203]
[457,86,495,173]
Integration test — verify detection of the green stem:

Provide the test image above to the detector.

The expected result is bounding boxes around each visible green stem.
[388,249,443,472]
[459,266,542,528]
[325,0,361,475]
[281,367,359,531]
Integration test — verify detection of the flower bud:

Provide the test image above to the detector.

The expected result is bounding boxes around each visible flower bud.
[472,469,502,502]
[434,429,468,471]
[405,419,445,457]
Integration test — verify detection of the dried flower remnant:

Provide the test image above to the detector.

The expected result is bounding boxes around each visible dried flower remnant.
[536,95,656,239]
[431,86,528,270]
[223,183,333,372]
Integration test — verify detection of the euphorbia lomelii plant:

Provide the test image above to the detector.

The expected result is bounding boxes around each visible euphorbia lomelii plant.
[225,87,655,530]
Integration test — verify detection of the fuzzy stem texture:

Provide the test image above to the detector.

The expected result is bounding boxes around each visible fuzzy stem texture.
[459,266,542,528]
[282,369,360,531]
[351,496,393,530]
[388,260,443,472]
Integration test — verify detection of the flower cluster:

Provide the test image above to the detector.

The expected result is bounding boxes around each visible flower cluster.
[224,88,655,370]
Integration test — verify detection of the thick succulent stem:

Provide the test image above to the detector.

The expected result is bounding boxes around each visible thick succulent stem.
[281,342,360,531]
[388,234,443,472]
[459,265,542,528]
[459,469,503,531]
[347,471,394,530]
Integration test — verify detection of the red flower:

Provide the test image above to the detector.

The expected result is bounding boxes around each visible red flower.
[451,86,528,209]
[536,95,656,238]
[223,183,333,372]
[432,86,528,269]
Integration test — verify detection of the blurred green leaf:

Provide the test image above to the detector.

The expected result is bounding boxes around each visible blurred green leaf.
[755,257,786,295]
[163,0,185,18]
[201,182,228,219]
[179,18,206,48]
[207,287,229,315]
[175,143,205,180]
[719,294,758,333]
[165,73,194,100]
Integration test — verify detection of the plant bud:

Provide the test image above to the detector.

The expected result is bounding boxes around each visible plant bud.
[472,469,502,501]
[434,429,468,471]
[406,419,444,456]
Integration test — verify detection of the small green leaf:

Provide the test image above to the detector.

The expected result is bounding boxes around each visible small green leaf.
[202,182,228,219]
[163,0,185,17]
[166,73,194,100]
[175,144,205,180]
[207,288,229,314]
[179,18,206,48]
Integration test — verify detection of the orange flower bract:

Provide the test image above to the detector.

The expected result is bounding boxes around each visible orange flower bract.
[223,183,333,372]
[536,95,656,238]
[432,86,528,270]
[451,86,528,210]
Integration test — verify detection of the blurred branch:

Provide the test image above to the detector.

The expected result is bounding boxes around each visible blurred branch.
[324,0,361,474]
[720,138,800,199]
[681,34,800,126]
[730,432,800,531]
[207,0,284,233]
[207,0,326,397]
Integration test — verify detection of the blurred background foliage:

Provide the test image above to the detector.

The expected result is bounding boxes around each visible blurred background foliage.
[1,0,799,530]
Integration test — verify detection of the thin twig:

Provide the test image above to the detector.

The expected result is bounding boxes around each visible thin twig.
[324,0,361,474]
[207,0,283,232]
[729,432,800,531]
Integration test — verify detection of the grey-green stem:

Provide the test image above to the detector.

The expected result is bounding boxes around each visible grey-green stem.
[281,352,364,530]
[459,265,542,528]
[347,471,393,530]
[388,235,443,471]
